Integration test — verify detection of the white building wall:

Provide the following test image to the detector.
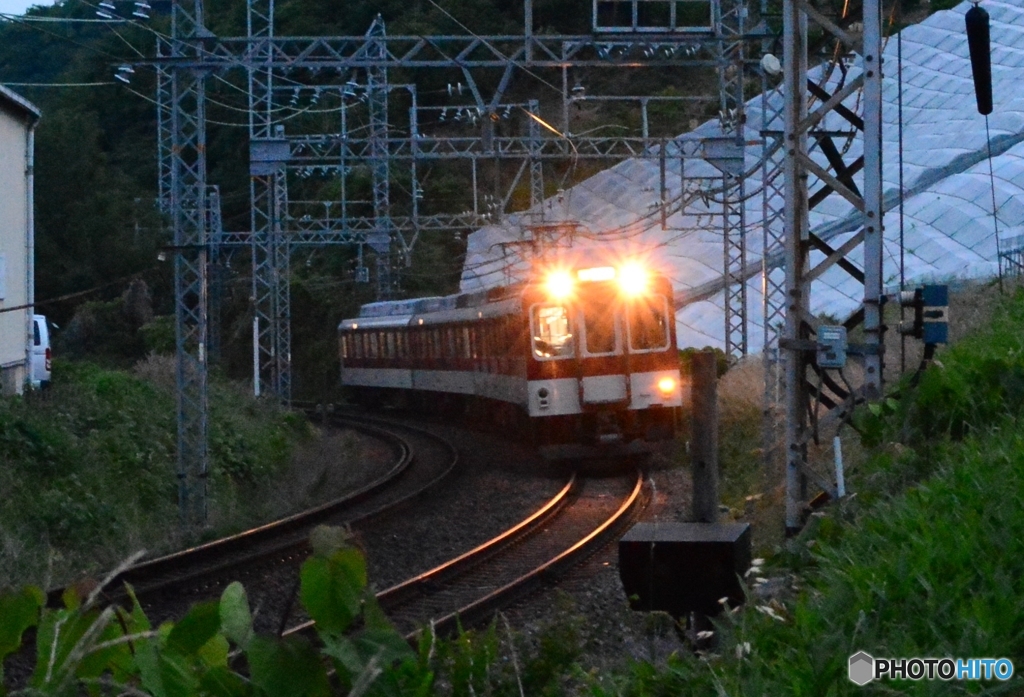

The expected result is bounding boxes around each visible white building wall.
[0,88,38,396]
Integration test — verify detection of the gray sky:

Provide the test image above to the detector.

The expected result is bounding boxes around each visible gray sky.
[1,0,54,16]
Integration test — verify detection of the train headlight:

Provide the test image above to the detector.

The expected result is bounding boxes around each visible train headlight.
[546,270,574,300]
[618,263,649,296]
[657,376,677,395]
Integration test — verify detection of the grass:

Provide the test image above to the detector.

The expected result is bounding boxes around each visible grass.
[581,285,1024,694]
[0,355,316,590]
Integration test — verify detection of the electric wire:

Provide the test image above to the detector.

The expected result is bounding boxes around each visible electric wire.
[0,12,129,22]
[897,4,906,372]
[1,80,117,86]
[986,114,1003,293]
[0,10,127,60]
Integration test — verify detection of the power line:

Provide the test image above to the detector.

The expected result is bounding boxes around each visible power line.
[1,80,117,86]
[0,269,154,315]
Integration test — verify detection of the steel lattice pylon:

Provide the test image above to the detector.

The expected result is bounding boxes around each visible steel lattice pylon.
[718,0,748,359]
[247,0,292,401]
[366,16,397,300]
[760,69,786,477]
[781,0,883,531]
[166,0,210,528]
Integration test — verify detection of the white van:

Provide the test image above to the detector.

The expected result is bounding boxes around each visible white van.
[32,314,51,388]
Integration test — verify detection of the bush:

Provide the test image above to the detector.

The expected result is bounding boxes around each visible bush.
[0,359,310,589]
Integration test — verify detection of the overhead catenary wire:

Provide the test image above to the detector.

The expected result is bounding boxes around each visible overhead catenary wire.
[986,114,1003,293]
[1,81,118,86]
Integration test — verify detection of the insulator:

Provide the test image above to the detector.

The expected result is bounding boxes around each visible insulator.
[965,3,993,115]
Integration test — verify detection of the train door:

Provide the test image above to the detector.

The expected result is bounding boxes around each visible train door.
[576,283,629,405]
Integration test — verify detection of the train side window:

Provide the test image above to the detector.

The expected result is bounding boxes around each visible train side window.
[368,332,378,359]
[386,331,395,359]
[354,333,363,359]
[531,305,574,359]
[463,327,472,359]
[341,335,349,360]
[628,294,670,351]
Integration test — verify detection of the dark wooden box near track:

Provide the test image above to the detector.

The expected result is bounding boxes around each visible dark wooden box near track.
[618,522,751,617]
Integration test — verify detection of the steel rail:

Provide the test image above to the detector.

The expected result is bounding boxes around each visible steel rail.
[284,469,646,641]
[426,469,646,638]
[44,415,456,606]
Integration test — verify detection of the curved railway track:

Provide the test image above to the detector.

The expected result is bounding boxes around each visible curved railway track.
[287,468,648,641]
[47,415,459,620]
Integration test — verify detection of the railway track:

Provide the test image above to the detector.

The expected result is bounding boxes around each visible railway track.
[286,468,648,641]
[46,415,459,620]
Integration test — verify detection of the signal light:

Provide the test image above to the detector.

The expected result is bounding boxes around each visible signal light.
[657,376,676,394]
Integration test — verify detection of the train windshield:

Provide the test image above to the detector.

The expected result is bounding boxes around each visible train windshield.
[582,287,619,355]
[531,305,574,358]
[628,294,670,351]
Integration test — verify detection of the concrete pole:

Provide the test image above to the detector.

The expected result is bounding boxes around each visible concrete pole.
[691,350,720,523]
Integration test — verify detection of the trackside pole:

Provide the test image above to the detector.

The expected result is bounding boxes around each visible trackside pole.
[691,350,720,523]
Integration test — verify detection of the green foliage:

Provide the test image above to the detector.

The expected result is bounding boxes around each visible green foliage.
[0,360,310,588]
[140,316,177,355]
[678,347,730,378]
[590,291,1024,695]
[0,536,424,697]
[855,288,1024,450]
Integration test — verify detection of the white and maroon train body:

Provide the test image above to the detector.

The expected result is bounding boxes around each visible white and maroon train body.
[338,262,683,458]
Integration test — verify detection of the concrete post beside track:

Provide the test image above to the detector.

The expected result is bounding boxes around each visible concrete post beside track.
[690,350,719,523]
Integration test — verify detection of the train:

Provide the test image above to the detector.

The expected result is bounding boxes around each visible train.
[338,260,683,459]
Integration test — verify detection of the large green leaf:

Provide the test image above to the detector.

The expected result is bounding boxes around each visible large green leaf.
[246,635,330,697]
[0,586,44,691]
[166,602,220,657]
[299,548,367,635]
[31,606,106,689]
[219,582,253,650]
[134,635,201,697]
[74,610,133,682]
[199,666,252,697]
[197,633,230,669]
[0,586,43,657]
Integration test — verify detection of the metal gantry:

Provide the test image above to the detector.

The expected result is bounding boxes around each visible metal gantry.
[155,0,830,528]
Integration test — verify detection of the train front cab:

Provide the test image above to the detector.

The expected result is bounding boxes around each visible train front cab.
[525,265,683,460]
